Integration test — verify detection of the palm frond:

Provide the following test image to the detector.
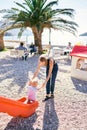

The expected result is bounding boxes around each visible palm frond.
[0,0,78,36]
[18,27,26,38]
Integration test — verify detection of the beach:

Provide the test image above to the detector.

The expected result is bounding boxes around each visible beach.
[0,50,87,130]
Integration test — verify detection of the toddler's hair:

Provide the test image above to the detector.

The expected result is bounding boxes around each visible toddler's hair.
[31,77,38,83]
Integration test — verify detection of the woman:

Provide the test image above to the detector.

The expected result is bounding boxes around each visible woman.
[32,56,58,101]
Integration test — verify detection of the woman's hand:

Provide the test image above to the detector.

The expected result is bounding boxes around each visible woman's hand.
[28,81,32,86]
[37,87,41,91]
[32,62,41,79]
[41,82,46,88]
[37,82,46,91]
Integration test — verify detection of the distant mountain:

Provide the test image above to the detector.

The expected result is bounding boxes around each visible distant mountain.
[4,32,13,36]
[6,29,33,36]
[0,21,33,36]
[79,32,87,36]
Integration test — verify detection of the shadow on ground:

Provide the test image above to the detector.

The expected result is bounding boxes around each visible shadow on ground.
[42,99,59,130]
[71,77,87,93]
[0,55,39,95]
[4,113,37,130]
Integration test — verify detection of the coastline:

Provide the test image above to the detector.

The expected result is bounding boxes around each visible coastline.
[4,35,87,48]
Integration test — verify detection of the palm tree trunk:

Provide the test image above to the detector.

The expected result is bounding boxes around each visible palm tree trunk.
[34,33,42,54]
[0,33,4,51]
[32,27,43,54]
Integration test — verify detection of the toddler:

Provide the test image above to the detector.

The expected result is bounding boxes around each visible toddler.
[27,78,38,103]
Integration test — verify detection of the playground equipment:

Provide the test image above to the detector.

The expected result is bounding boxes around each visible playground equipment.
[0,96,39,117]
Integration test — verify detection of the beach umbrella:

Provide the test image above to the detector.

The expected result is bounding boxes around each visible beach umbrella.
[79,32,87,45]
[79,32,87,36]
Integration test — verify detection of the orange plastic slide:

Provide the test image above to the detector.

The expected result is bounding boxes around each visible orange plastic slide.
[0,96,39,117]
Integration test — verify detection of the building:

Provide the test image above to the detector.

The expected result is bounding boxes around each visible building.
[70,45,87,81]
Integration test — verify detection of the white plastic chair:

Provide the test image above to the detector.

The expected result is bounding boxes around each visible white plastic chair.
[17,50,24,60]
[10,50,18,58]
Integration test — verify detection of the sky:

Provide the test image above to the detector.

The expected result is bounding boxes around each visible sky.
[0,0,87,45]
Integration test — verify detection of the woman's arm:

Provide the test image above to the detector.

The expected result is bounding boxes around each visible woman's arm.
[41,58,54,88]
[32,62,41,79]
[46,59,54,82]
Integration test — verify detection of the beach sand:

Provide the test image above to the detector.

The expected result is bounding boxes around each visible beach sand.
[0,50,87,130]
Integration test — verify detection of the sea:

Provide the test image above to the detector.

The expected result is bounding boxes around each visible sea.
[4,32,87,48]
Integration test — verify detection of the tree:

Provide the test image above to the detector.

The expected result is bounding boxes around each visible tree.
[0,33,4,51]
[0,0,78,53]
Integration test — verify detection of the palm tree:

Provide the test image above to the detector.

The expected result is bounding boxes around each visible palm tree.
[0,19,23,50]
[0,0,78,53]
